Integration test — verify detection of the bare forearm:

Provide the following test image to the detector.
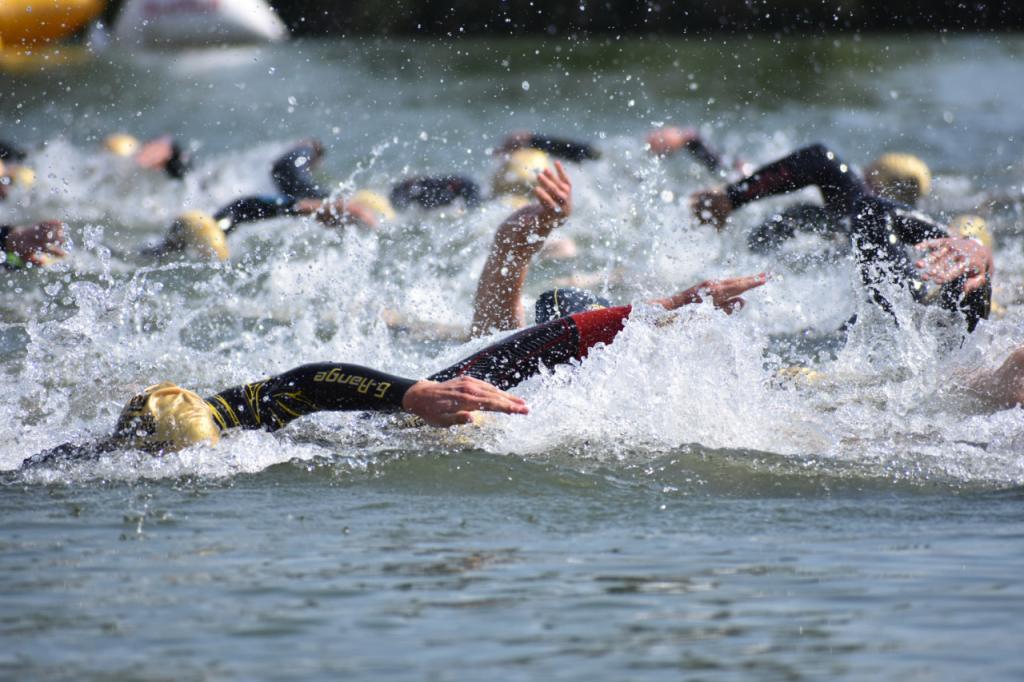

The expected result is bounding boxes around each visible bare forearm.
[471,206,557,335]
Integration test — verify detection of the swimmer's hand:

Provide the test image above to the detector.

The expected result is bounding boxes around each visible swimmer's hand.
[646,125,697,156]
[534,161,572,224]
[402,376,529,427]
[655,272,768,314]
[690,188,733,229]
[5,221,67,266]
[916,237,993,295]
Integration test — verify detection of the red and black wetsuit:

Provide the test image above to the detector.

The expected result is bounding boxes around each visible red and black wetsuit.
[21,307,633,467]
[726,143,989,331]
[204,306,632,431]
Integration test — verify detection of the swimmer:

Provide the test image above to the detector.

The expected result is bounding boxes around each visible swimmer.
[390,147,560,212]
[495,131,601,162]
[390,175,481,211]
[384,161,576,340]
[691,143,991,331]
[646,125,740,174]
[212,139,388,232]
[0,221,67,268]
[21,273,764,468]
[104,133,194,180]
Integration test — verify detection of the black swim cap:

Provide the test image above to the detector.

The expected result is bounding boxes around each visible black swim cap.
[535,287,611,323]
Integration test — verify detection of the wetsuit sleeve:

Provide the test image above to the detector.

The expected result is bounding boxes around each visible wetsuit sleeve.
[205,363,418,432]
[890,205,948,243]
[389,176,481,209]
[0,140,27,162]
[164,141,192,180]
[725,143,869,215]
[271,144,327,201]
[213,195,297,234]
[683,137,724,173]
[524,134,601,162]
[429,306,631,390]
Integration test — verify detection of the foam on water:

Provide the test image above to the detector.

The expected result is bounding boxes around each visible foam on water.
[2,38,1023,488]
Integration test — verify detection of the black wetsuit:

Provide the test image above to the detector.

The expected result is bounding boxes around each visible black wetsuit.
[204,305,630,431]
[0,140,28,163]
[726,143,990,331]
[390,176,481,210]
[21,307,631,467]
[163,140,193,180]
[516,134,601,163]
[211,142,327,234]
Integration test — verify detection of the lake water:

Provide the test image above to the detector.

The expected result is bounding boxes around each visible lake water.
[2,34,1024,680]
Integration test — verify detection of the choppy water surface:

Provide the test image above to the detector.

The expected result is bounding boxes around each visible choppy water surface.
[2,35,1024,679]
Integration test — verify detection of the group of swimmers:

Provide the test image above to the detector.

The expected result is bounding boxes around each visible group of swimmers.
[3,124,1020,468]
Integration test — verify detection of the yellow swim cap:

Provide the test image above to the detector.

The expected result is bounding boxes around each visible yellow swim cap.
[167,211,229,261]
[949,214,993,250]
[112,382,220,452]
[349,190,396,221]
[104,133,140,157]
[9,165,35,188]
[864,153,931,205]
[492,148,553,196]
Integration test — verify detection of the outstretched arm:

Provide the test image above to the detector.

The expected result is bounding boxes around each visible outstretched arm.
[692,143,869,228]
[647,126,726,173]
[471,161,573,337]
[206,363,528,432]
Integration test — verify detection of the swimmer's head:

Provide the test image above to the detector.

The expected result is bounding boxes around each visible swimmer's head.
[104,133,141,157]
[864,153,931,205]
[535,287,610,324]
[166,211,229,261]
[8,165,36,188]
[492,148,553,196]
[111,382,220,453]
[349,190,396,222]
[949,214,993,250]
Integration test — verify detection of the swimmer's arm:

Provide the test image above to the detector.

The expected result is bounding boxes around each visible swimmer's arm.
[205,363,526,431]
[521,134,600,162]
[471,162,572,337]
[723,144,867,212]
[646,126,724,172]
[213,196,295,234]
[649,273,768,314]
[271,141,327,201]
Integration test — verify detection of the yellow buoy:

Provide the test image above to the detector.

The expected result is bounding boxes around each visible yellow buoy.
[0,0,103,45]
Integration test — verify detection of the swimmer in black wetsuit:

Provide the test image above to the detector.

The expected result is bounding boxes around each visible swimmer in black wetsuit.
[496,131,601,163]
[691,143,992,332]
[390,175,482,210]
[20,274,765,468]
[389,132,598,212]
[210,139,386,232]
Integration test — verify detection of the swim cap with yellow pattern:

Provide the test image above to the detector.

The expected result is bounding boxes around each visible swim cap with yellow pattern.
[864,153,931,205]
[167,211,229,261]
[949,214,993,250]
[349,190,396,221]
[113,382,220,452]
[492,148,553,196]
[104,133,141,157]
